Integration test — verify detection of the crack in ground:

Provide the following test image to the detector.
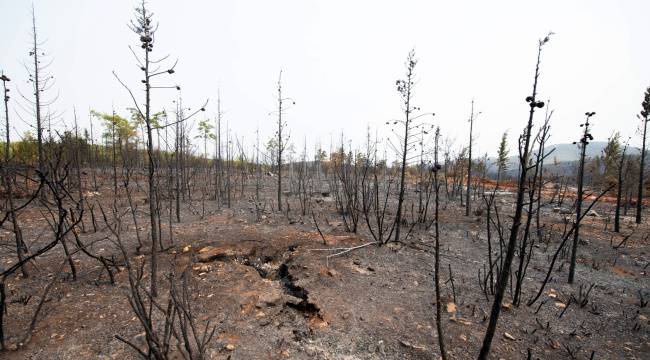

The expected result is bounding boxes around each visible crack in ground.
[277,262,322,318]
[204,244,324,324]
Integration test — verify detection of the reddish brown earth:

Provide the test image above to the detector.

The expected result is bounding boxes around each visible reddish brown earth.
[1,182,649,359]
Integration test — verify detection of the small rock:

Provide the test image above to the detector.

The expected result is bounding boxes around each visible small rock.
[550,339,561,349]
[225,344,236,351]
[192,263,211,273]
[308,316,328,330]
[256,288,284,307]
[132,332,148,352]
[587,210,600,217]
[377,340,386,355]
[446,302,457,313]
[197,244,255,262]
[386,242,402,250]
[399,340,427,351]
[503,332,516,340]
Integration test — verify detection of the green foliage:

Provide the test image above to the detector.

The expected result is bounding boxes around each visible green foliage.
[314,148,327,162]
[265,137,278,163]
[196,119,215,140]
[601,132,621,186]
[127,108,166,130]
[13,131,38,164]
[91,110,136,145]
[497,131,509,178]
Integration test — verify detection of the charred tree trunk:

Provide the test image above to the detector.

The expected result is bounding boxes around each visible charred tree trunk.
[465,100,476,217]
[568,112,594,284]
[2,74,28,277]
[393,51,417,243]
[432,128,447,360]
[614,141,629,232]
[478,34,552,360]
[636,112,648,224]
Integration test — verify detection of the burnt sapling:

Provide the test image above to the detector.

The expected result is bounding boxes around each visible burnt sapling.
[477,32,553,360]
[568,111,595,284]
[389,49,434,243]
[114,0,207,297]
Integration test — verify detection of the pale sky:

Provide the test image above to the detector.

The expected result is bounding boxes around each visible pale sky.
[1,0,649,160]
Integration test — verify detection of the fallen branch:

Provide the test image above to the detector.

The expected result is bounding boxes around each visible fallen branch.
[613,231,635,250]
[311,211,327,245]
[308,241,378,267]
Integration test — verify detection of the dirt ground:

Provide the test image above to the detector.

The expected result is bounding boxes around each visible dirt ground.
[1,182,649,359]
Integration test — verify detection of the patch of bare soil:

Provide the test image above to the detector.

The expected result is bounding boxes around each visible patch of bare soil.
[1,192,649,359]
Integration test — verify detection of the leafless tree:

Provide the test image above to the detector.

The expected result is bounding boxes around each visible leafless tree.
[361,133,396,245]
[568,111,595,284]
[513,115,553,305]
[15,6,61,183]
[478,32,553,360]
[214,91,223,204]
[114,1,206,297]
[465,100,480,216]
[390,49,434,242]
[2,73,28,277]
[614,137,630,232]
[431,127,447,360]
[635,87,649,224]
[273,71,294,211]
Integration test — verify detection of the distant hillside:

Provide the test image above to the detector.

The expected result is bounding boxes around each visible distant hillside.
[486,141,642,177]
[545,142,613,163]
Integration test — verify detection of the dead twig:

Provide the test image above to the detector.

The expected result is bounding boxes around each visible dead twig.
[312,211,327,245]
[308,241,378,267]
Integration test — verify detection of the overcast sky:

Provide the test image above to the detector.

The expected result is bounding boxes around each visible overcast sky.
[1,0,649,160]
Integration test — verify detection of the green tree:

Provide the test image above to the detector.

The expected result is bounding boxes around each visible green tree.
[91,110,136,148]
[265,137,278,166]
[14,131,38,164]
[496,131,509,183]
[601,132,621,186]
[196,119,215,159]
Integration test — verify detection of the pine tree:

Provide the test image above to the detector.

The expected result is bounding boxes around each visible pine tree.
[601,132,621,187]
[636,87,649,224]
[496,131,509,184]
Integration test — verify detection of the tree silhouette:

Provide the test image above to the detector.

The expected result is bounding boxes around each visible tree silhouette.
[636,87,649,224]
[478,32,552,360]
[568,112,595,284]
